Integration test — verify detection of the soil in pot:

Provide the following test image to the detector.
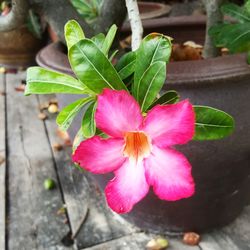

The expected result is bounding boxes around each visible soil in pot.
[35,16,250,233]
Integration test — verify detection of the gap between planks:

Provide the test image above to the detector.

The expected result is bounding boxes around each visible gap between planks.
[0,73,6,250]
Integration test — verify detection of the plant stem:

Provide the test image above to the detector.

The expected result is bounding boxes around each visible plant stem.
[203,0,224,58]
[125,0,143,51]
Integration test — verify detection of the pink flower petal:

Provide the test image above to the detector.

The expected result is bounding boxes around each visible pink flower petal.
[95,89,143,138]
[105,159,149,213]
[143,100,195,147]
[72,136,125,174]
[144,145,195,201]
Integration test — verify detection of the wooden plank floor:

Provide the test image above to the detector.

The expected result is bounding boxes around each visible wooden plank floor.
[0,71,250,250]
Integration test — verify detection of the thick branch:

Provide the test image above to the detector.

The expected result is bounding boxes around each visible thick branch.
[95,0,127,33]
[125,0,143,51]
[203,0,224,58]
[0,0,29,32]
[31,0,95,42]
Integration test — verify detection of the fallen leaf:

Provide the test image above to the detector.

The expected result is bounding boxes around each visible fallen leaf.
[0,155,5,165]
[56,129,72,146]
[38,112,47,120]
[15,84,26,92]
[39,102,49,111]
[49,98,58,105]
[57,205,67,215]
[53,143,63,151]
[146,237,169,250]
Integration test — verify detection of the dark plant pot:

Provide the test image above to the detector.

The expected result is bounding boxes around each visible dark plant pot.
[121,15,206,44]
[0,26,44,68]
[137,2,171,20]
[36,16,250,233]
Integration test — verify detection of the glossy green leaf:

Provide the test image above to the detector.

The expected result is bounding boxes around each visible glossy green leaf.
[193,106,235,140]
[115,51,136,80]
[27,9,42,39]
[91,33,105,49]
[209,23,250,53]
[96,128,109,138]
[69,39,127,93]
[133,33,172,102]
[221,3,250,23]
[139,61,166,112]
[102,24,117,55]
[64,20,85,49]
[81,101,97,138]
[71,0,101,22]
[25,67,90,95]
[148,90,180,110]
[56,97,93,131]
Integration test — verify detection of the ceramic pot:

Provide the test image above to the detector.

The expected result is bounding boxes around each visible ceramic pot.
[36,16,250,233]
[0,26,44,68]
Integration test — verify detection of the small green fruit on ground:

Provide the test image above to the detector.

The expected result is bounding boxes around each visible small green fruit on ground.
[44,178,56,190]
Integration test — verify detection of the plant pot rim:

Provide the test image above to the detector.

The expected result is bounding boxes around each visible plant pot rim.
[122,15,207,32]
[137,2,171,20]
[36,41,250,87]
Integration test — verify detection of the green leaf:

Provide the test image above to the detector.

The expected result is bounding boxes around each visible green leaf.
[132,33,172,102]
[71,0,101,22]
[115,51,136,80]
[27,10,42,39]
[139,61,166,112]
[81,101,97,138]
[193,106,235,140]
[102,24,117,55]
[96,128,109,138]
[109,49,119,61]
[221,3,250,23]
[25,67,90,95]
[56,97,93,131]
[148,90,180,110]
[69,39,127,93]
[64,20,85,49]
[91,33,105,49]
[209,23,250,53]
[72,128,85,153]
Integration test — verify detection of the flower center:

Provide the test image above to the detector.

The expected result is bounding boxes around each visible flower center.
[123,132,151,161]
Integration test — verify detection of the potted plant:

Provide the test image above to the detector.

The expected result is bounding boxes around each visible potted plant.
[25,0,246,231]
[0,1,44,67]
[23,0,250,233]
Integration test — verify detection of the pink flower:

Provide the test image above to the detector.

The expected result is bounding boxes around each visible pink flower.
[73,89,195,213]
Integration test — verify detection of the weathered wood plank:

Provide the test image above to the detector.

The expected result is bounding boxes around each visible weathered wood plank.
[82,233,201,250]
[221,205,250,249]
[6,73,72,250]
[0,73,6,250]
[200,233,240,250]
[37,94,138,249]
[82,233,151,250]
[200,205,250,250]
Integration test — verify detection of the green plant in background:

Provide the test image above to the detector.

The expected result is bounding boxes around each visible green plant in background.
[209,0,250,63]
[0,0,43,39]
[71,0,102,23]
[25,20,235,146]
[27,9,43,39]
